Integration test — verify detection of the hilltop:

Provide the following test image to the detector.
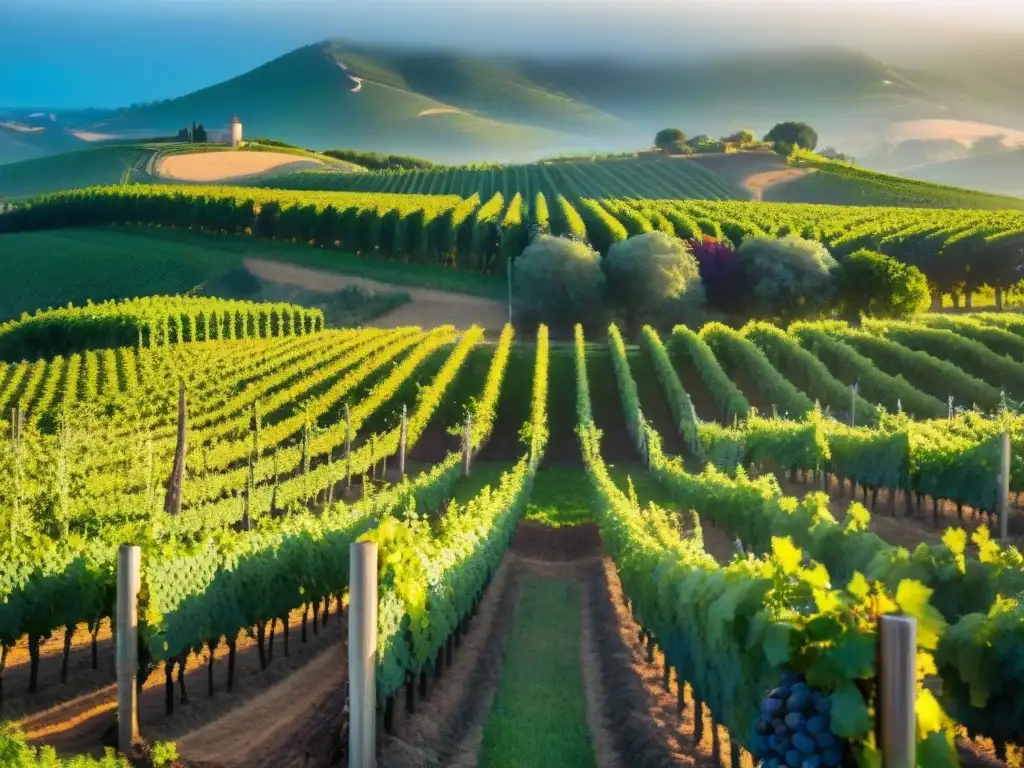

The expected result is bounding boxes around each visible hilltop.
[60,40,1024,165]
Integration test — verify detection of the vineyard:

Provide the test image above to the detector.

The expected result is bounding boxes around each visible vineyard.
[0,294,1022,766]
[4,185,1024,307]
[253,155,748,201]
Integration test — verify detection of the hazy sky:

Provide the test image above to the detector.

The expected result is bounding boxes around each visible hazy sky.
[2,0,1022,108]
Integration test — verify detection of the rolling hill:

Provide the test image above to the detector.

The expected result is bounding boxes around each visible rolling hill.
[0,121,92,164]
[896,148,1024,198]
[0,142,362,199]
[76,40,1024,166]
[88,44,575,164]
[0,145,156,198]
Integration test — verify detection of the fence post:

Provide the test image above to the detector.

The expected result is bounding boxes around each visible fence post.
[349,541,378,768]
[399,405,408,478]
[878,614,916,768]
[116,544,141,751]
[999,430,1010,543]
[463,413,473,476]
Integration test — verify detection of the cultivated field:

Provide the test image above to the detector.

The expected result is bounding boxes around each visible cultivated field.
[0,295,1022,766]
[155,151,328,182]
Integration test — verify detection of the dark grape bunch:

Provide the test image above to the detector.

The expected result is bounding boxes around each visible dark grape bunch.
[751,671,846,768]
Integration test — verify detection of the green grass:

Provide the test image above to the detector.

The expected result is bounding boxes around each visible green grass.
[524,468,593,527]
[479,576,597,768]
[0,145,157,199]
[451,461,515,503]
[0,226,505,322]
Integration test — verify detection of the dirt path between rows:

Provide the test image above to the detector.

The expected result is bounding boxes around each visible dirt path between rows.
[13,602,348,765]
[244,258,507,331]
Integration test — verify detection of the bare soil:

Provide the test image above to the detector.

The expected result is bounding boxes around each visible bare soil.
[156,151,325,182]
[244,258,507,332]
[13,602,348,765]
[378,556,522,768]
[742,168,814,201]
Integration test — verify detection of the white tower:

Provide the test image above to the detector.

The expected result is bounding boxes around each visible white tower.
[230,115,243,148]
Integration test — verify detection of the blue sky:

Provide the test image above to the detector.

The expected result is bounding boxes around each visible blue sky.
[2,0,1021,108]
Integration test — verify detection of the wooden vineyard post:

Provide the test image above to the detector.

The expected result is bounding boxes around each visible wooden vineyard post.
[349,541,378,768]
[462,413,473,476]
[345,403,352,490]
[398,404,408,478]
[878,615,916,768]
[999,430,1010,543]
[163,382,187,516]
[116,545,141,751]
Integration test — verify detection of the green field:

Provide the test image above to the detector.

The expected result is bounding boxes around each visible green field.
[479,577,597,768]
[0,226,504,322]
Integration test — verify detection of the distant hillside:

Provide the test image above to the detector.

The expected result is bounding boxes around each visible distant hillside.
[77,40,1024,165]
[0,145,156,199]
[258,150,1024,210]
[0,123,91,164]
[91,44,574,164]
[761,151,1024,209]
[896,149,1024,199]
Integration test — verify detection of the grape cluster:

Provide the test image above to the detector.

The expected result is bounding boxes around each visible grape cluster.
[750,672,846,768]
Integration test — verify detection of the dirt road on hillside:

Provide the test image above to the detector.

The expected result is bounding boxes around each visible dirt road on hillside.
[244,258,507,331]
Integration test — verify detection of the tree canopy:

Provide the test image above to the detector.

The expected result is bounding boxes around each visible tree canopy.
[737,235,836,321]
[833,249,930,320]
[764,122,818,151]
[605,232,704,330]
[513,235,605,330]
[654,128,686,151]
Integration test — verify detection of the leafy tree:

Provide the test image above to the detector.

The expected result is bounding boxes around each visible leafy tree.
[654,128,686,152]
[605,232,704,332]
[690,238,747,315]
[764,121,818,151]
[737,236,837,321]
[175,127,190,142]
[512,235,605,330]
[193,124,208,143]
[725,129,755,145]
[833,249,930,321]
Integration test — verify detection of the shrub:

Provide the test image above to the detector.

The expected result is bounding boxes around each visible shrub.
[736,236,837,321]
[833,249,931,320]
[513,235,605,330]
[690,238,748,315]
[606,233,704,330]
